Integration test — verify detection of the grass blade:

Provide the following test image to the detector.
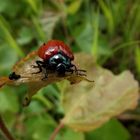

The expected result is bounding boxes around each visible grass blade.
[98,0,114,34]
[0,16,24,57]
[135,46,140,73]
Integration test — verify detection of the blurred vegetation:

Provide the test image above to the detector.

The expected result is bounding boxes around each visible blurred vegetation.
[0,0,140,140]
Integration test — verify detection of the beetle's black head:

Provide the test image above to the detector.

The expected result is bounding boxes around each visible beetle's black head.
[48,54,71,68]
[56,63,67,75]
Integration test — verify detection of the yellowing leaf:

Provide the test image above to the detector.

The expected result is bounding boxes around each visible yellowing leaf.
[40,10,62,40]
[0,51,93,106]
[61,53,139,132]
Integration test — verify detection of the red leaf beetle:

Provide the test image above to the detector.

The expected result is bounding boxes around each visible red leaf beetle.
[9,40,86,80]
[33,40,86,79]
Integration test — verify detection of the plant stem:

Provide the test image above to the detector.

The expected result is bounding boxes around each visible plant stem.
[49,122,64,140]
[0,115,15,140]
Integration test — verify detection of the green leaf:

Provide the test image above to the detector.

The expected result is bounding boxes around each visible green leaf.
[85,119,130,140]
[17,27,35,45]
[67,0,83,15]
[0,44,18,75]
[0,0,20,17]
[73,22,93,53]
[56,129,85,140]
[32,16,46,42]
[0,0,10,12]
[24,113,56,140]
[0,87,19,113]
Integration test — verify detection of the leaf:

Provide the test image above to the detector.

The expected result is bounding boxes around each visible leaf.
[17,27,35,45]
[67,0,83,15]
[0,51,93,106]
[0,0,10,12]
[0,87,19,113]
[56,129,85,140]
[24,113,56,140]
[73,22,93,53]
[40,10,62,40]
[0,0,20,17]
[0,44,18,74]
[85,119,130,140]
[61,53,139,131]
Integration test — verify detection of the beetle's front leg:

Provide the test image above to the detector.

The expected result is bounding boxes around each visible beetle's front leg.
[71,64,86,76]
[32,60,44,74]
[32,60,49,80]
[41,71,48,80]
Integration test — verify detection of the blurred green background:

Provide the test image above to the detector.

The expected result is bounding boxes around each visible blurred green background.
[0,0,140,140]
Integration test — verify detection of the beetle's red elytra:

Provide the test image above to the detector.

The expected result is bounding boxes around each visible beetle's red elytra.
[38,40,74,61]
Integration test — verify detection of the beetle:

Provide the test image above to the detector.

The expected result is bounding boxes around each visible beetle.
[33,40,86,79]
[8,40,86,80]
[38,40,74,61]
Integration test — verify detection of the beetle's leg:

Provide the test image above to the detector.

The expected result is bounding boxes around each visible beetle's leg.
[77,71,87,76]
[32,60,44,68]
[66,68,86,76]
[65,68,74,74]
[41,70,48,80]
[41,74,48,80]
[32,60,49,80]
[77,69,87,76]
[32,60,44,74]
[71,64,87,76]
